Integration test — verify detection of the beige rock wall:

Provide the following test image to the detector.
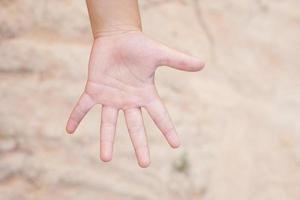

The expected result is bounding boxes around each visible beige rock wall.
[1,0,299,199]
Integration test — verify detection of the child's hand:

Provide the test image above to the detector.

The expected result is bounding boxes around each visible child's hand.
[66,31,204,167]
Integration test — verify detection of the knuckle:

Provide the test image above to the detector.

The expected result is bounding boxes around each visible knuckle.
[163,126,175,136]
[101,121,115,129]
[128,124,143,134]
[76,104,86,115]
[154,113,168,124]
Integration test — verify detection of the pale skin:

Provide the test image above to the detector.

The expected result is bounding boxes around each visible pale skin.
[66,0,205,168]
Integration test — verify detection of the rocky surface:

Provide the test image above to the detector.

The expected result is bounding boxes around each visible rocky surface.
[0,0,300,199]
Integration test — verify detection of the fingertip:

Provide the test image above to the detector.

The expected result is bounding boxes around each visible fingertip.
[138,159,151,168]
[135,147,151,168]
[66,128,74,134]
[167,132,181,148]
[136,148,151,168]
[170,140,181,149]
[197,61,205,71]
[66,120,76,134]
[189,59,205,72]
[100,146,113,162]
[66,124,74,134]
[100,154,112,162]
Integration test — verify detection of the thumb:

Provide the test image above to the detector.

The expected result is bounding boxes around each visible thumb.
[156,45,205,72]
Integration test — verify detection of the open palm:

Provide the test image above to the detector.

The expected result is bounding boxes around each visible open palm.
[66,31,204,167]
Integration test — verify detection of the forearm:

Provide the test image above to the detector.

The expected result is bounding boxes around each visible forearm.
[86,0,142,38]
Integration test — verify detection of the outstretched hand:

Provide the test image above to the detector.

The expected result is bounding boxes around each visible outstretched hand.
[66,31,204,167]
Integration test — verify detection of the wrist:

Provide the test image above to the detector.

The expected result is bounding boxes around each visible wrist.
[93,25,142,39]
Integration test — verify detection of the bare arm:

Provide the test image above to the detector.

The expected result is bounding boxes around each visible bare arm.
[86,0,141,37]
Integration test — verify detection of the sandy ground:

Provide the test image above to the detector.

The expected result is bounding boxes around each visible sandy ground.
[1,0,300,199]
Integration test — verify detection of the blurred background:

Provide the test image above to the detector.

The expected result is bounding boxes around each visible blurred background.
[0,0,300,199]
